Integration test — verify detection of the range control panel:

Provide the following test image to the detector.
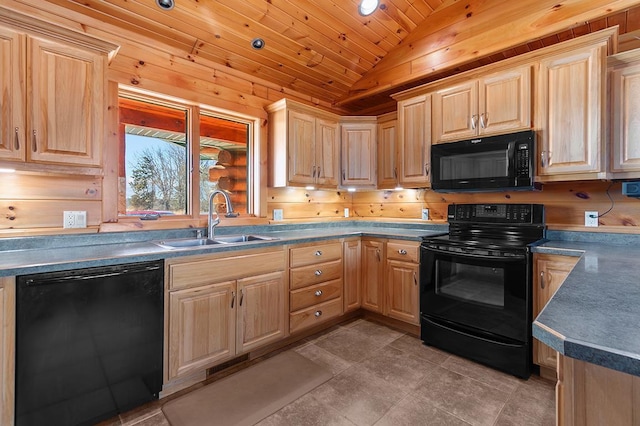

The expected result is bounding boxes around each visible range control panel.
[447,203,544,224]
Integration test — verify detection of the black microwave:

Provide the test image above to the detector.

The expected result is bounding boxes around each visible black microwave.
[431,130,535,192]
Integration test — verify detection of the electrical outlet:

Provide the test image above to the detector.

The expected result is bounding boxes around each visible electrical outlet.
[585,211,598,227]
[272,209,283,221]
[421,208,429,220]
[63,211,87,229]
[344,208,349,218]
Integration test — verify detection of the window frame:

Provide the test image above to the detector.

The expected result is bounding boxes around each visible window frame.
[112,86,265,226]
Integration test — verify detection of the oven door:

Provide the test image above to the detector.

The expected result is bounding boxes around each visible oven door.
[420,244,530,343]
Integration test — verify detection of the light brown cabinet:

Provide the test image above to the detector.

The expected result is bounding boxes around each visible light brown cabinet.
[536,41,607,181]
[385,241,420,325]
[361,239,385,313]
[532,253,579,377]
[289,241,343,333]
[609,49,640,178]
[397,94,432,187]
[343,238,361,312]
[0,23,113,167]
[0,277,14,426]
[267,99,339,188]
[432,66,531,143]
[166,249,286,380]
[376,112,398,189]
[340,118,377,188]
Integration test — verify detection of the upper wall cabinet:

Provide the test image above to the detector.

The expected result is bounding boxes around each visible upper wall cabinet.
[267,99,340,188]
[432,66,532,144]
[0,14,117,168]
[397,94,432,188]
[376,112,398,189]
[536,41,608,181]
[609,49,640,178]
[340,117,377,188]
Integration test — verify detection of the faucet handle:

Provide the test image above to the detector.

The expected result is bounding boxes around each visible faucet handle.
[225,212,240,218]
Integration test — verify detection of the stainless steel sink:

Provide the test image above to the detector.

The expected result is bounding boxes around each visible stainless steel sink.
[152,234,278,249]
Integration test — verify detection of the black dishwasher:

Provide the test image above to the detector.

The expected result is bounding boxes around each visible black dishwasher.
[16,260,164,426]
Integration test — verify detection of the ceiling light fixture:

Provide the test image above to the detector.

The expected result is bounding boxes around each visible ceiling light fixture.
[251,38,265,50]
[155,0,175,11]
[359,0,379,16]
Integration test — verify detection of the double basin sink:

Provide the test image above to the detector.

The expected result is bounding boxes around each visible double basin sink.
[152,234,278,249]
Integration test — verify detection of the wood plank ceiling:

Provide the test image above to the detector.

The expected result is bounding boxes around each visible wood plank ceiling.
[33,0,640,114]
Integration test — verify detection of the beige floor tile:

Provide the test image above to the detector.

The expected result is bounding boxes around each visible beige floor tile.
[441,355,524,394]
[295,343,354,376]
[347,320,404,344]
[255,393,356,426]
[388,334,450,365]
[375,394,472,426]
[414,366,510,426]
[126,411,170,426]
[495,376,555,426]
[314,327,386,363]
[359,345,438,392]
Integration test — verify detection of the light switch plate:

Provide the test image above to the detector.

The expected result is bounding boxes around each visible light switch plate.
[421,208,429,220]
[272,209,283,221]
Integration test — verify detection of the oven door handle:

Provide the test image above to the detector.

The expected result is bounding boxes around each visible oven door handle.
[422,246,525,261]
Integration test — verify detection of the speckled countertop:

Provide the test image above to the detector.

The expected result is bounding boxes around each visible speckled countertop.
[532,231,640,377]
[0,221,447,277]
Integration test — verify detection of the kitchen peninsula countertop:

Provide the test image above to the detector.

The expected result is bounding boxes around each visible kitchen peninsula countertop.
[532,232,640,378]
[0,221,447,277]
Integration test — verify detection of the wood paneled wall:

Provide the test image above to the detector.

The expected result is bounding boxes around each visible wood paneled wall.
[268,181,640,232]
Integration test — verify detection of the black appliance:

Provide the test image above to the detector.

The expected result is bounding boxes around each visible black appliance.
[420,203,545,378]
[431,130,536,192]
[16,260,164,426]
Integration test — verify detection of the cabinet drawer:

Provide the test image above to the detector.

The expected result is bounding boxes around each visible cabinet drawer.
[386,241,419,263]
[290,278,342,312]
[169,250,285,290]
[290,259,342,290]
[290,242,342,267]
[290,297,343,334]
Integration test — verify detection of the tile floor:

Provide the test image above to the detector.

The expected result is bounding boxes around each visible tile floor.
[105,319,555,426]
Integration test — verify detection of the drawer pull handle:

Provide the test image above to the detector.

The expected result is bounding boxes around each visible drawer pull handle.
[32,130,37,152]
[314,310,322,317]
[314,270,322,276]
[315,290,323,297]
[14,127,20,149]
[239,288,244,306]
[315,250,322,256]
[540,271,546,289]
[398,249,407,255]
[231,291,236,308]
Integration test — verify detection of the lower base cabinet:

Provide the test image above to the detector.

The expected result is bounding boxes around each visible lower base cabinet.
[361,239,384,313]
[166,249,286,381]
[385,241,420,325]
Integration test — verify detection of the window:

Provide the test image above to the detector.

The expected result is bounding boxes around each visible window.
[118,90,254,218]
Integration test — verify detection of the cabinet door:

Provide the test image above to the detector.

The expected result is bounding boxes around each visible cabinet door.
[0,27,25,162]
[377,118,397,189]
[237,271,286,353]
[315,117,339,187]
[288,110,316,185]
[28,37,104,166]
[537,44,605,178]
[611,62,640,175]
[343,239,361,312]
[398,94,432,187]
[341,122,376,187]
[479,66,531,135]
[168,280,236,379]
[433,81,478,143]
[0,277,15,426]
[361,239,384,313]
[533,254,579,371]
[386,259,419,325]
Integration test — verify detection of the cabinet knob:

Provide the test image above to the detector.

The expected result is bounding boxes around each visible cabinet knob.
[314,310,322,317]
[314,270,323,276]
[314,290,323,297]
[398,249,407,255]
[315,250,322,256]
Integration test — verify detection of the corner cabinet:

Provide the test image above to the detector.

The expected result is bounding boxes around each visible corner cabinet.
[343,238,361,312]
[165,248,286,381]
[267,99,339,188]
[361,238,385,312]
[536,40,608,181]
[397,94,432,188]
[376,112,398,189]
[385,240,420,325]
[432,66,532,143]
[340,117,377,188]
[0,19,116,168]
[532,253,579,379]
[608,49,640,178]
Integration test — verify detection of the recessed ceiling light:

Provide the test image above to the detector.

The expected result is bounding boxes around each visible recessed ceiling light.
[155,0,175,11]
[359,0,379,16]
[251,38,265,50]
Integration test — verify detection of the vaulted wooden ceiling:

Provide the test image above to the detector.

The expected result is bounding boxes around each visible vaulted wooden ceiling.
[20,0,640,114]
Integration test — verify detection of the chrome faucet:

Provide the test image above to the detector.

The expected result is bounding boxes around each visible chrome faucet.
[208,189,238,238]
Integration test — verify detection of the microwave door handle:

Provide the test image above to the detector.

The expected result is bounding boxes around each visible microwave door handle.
[423,246,525,261]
